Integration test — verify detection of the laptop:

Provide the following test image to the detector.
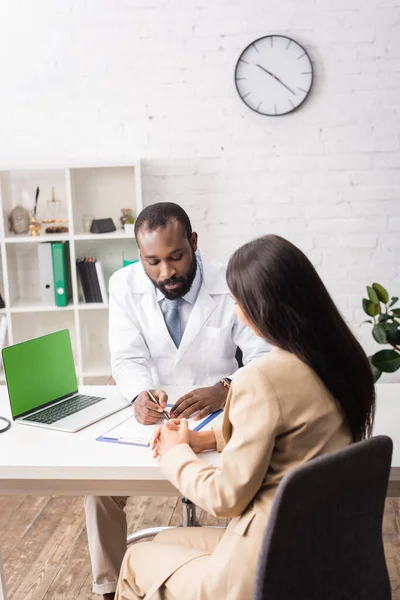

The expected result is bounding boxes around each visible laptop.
[2,329,129,432]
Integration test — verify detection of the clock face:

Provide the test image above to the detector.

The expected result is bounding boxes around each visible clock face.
[234,35,313,116]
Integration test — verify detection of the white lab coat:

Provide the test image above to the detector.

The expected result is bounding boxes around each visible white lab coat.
[109,250,270,401]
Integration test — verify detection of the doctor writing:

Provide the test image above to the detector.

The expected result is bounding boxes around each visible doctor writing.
[109,202,270,425]
[85,202,270,600]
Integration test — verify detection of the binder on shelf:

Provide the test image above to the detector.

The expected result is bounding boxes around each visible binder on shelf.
[51,241,72,307]
[76,259,90,303]
[38,243,56,305]
[76,257,107,303]
[76,259,89,303]
[95,261,108,304]
[87,259,102,303]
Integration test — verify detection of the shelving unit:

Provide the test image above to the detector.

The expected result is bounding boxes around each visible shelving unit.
[0,162,143,384]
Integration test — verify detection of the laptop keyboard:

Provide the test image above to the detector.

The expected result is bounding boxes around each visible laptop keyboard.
[22,394,106,425]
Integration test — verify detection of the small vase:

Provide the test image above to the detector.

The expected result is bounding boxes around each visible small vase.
[124,223,135,236]
[120,208,134,230]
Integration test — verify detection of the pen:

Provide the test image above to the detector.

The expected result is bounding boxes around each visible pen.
[146,389,170,420]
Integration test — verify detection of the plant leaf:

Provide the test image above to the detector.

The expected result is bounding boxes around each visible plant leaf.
[378,313,391,322]
[362,298,380,317]
[392,308,400,317]
[372,283,389,304]
[372,324,387,344]
[371,349,400,373]
[368,356,382,382]
[367,286,380,304]
[387,324,400,346]
[389,296,399,307]
[361,320,373,325]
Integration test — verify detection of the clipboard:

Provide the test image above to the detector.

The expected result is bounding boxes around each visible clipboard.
[96,404,223,448]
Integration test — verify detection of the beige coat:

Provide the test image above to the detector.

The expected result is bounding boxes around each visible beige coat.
[116,348,352,600]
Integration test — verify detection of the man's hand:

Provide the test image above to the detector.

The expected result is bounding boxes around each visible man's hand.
[169,383,228,420]
[134,389,168,425]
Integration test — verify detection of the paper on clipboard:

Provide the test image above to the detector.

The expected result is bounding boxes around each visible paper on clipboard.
[96,405,222,448]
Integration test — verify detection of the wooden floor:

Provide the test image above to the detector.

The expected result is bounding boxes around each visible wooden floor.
[1,495,400,599]
[0,495,228,600]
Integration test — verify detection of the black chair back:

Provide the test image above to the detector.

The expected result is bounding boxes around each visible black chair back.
[253,436,393,600]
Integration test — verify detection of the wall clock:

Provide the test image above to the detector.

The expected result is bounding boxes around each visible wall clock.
[234,35,313,116]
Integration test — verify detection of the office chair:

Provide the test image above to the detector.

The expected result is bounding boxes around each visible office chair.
[253,435,393,600]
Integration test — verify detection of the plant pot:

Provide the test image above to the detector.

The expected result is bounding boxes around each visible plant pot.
[124,223,135,236]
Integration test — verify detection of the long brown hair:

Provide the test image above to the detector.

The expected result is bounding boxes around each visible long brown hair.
[226,235,375,441]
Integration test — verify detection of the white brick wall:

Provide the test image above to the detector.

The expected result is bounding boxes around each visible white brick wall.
[0,0,399,378]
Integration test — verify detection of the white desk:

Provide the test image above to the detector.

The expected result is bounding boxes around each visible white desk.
[0,385,220,600]
[0,385,221,497]
[0,383,399,600]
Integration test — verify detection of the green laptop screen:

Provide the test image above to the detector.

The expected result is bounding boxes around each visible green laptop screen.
[2,329,78,419]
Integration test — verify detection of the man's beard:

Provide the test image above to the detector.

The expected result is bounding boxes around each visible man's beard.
[155,252,197,300]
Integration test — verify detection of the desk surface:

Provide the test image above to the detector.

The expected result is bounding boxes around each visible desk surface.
[0,383,399,496]
[0,385,221,496]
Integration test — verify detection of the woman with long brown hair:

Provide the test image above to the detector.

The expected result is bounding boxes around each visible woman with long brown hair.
[115,235,375,600]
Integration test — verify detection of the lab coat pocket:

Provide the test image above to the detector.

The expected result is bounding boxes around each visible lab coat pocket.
[200,325,232,361]
[203,325,223,339]
[202,325,231,343]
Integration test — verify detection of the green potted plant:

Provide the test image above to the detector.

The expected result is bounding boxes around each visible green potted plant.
[124,217,135,236]
[361,283,400,381]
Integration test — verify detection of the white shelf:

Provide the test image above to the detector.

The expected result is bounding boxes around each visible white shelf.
[74,231,135,241]
[4,231,135,243]
[0,162,143,385]
[4,233,70,244]
[77,303,109,310]
[7,300,109,313]
[9,299,74,313]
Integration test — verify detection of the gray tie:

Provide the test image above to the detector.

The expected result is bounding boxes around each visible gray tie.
[164,298,183,348]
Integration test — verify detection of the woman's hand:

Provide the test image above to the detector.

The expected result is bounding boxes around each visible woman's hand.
[150,418,189,458]
[151,419,217,458]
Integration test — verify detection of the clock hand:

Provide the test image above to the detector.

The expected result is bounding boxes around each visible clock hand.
[256,64,296,95]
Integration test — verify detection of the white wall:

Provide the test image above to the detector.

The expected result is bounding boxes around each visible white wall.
[0,0,399,375]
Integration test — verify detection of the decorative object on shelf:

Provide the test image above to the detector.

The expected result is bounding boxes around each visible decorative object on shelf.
[29,216,41,236]
[82,213,95,233]
[28,185,41,236]
[124,217,135,236]
[8,205,30,234]
[90,218,116,234]
[361,282,400,382]
[120,208,135,230]
[45,225,69,234]
[47,186,60,221]
[42,186,69,233]
[234,35,313,116]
